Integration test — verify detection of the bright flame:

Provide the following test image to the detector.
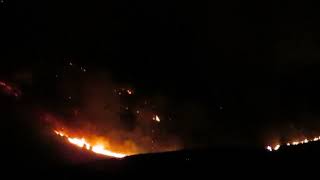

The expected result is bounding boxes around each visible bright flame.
[67,137,90,150]
[153,115,160,122]
[266,146,273,151]
[274,144,280,151]
[53,130,127,158]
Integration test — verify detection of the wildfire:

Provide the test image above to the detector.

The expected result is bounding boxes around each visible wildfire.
[53,130,127,158]
[266,135,320,151]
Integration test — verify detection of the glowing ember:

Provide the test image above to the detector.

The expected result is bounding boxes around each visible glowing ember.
[53,130,127,158]
[0,81,21,97]
[266,135,320,151]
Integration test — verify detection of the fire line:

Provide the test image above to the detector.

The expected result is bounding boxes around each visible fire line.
[54,130,127,158]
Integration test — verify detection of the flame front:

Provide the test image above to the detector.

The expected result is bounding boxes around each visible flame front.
[54,130,127,158]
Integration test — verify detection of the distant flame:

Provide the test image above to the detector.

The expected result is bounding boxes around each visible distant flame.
[54,130,127,158]
[266,135,320,151]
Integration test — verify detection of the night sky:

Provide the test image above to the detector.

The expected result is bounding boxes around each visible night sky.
[2,1,320,157]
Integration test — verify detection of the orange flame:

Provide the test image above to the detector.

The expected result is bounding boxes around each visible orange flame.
[54,130,127,158]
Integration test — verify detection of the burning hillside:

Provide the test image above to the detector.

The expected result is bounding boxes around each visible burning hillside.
[44,110,181,159]
[35,65,183,158]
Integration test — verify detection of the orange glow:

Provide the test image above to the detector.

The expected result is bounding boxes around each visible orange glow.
[53,130,127,158]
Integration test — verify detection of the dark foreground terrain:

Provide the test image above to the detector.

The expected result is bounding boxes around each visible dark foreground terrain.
[3,144,320,179]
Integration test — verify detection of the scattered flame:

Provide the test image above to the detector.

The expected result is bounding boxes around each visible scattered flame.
[266,135,320,151]
[54,130,127,158]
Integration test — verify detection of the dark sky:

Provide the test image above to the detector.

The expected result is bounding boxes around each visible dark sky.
[2,1,320,148]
